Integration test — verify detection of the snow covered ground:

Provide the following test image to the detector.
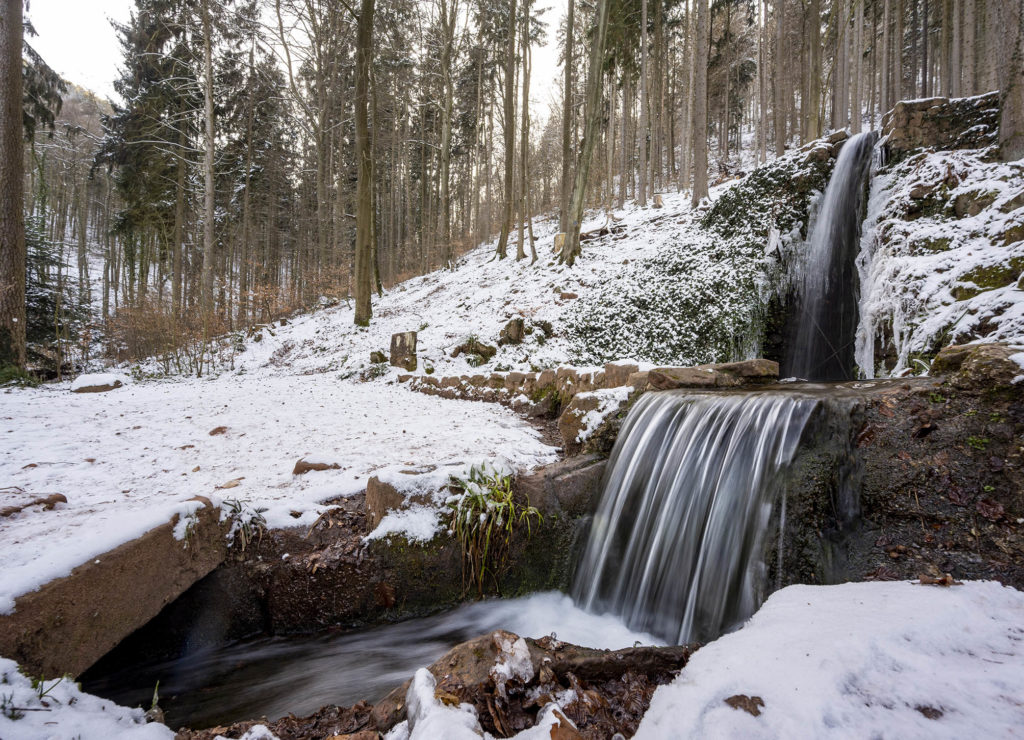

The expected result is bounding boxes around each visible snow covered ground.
[0,376,556,613]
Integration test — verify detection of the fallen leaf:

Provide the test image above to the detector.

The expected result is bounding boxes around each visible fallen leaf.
[976,497,1005,521]
[216,477,244,490]
[209,426,228,436]
[724,694,765,717]
[918,573,962,587]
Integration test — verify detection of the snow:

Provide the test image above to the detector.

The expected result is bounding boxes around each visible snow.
[0,658,173,740]
[635,581,1024,739]
[0,377,557,613]
[69,373,126,392]
[363,505,444,544]
[216,726,280,740]
[856,148,1024,376]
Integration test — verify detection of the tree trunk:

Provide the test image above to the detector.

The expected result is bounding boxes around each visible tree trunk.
[637,0,649,206]
[0,0,25,368]
[691,0,709,205]
[438,0,458,268]
[852,0,863,133]
[997,0,1024,160]
[496,0,518,259]
[560,0,610,266]
[560,0,574,233]
[773,0,786,155]
[201,0,216,319]
[354,0,375,325]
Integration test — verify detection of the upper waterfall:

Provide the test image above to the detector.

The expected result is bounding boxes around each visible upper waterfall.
[784,131,878,381]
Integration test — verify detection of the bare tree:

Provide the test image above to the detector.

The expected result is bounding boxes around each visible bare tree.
[691,0,709,206]
[354,0,375,325]
[1,0,25,369]
[560,0,611,266]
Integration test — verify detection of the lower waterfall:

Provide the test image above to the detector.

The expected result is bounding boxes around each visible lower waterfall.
[572,391,817,644]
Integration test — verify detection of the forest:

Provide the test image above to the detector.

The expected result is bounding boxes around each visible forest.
[1,0,1020,378]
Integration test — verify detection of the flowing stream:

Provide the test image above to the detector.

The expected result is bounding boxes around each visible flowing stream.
[572,391,817,644]
[785,131,879,381]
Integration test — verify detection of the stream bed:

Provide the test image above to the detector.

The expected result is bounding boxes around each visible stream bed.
[82,591,658,730]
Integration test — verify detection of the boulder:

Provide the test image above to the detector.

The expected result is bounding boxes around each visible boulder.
[498,318,526,346]
[370,350,388,364]
[648,360,779,390]
[451,338,497,362]
[516,456,606,518]
[70,373,125,393]
[932,343,1022,390]
[389,332,418,372]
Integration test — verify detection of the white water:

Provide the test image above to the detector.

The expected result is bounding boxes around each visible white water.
[572,391,817,644]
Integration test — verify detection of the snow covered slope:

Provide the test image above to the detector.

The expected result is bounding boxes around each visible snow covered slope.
[857,148,1024,376]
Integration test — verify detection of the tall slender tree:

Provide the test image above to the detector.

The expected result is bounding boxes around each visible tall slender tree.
[0,0,24,368]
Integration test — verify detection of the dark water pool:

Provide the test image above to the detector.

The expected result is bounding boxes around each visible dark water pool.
[81,591,657,730]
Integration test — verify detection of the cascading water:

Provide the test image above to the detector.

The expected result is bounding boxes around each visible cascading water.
[572,391,817,644]
[785,131,879,381]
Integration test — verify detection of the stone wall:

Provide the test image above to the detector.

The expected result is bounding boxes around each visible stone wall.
[882,92,1000,161]
[398,359,780,411]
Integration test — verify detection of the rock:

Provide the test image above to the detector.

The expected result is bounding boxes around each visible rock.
[649,360,778,390]
[604,362,639,387]
[559,291,579,301]
[627,370,650,389]
[517,456,606,517]
[293,458,341,475]
[933,343,1022,390]
[397,374,413,383]
[705,358,779,383]
[389,332,418,372]
[827,130,849,144]
[557,389,633,456]
[648,366,721,390]
[882,93,1000,161]
[451,338,497,362]
[498,317,526,346]
[365,476,434,529]
[70,373,125,393]
[370,350,388,364]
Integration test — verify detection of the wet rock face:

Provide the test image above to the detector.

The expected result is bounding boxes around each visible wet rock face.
[770,374,1024,593]
[882,92,1000,162]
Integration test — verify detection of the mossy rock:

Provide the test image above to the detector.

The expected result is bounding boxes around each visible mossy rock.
[910,236,953,253]
[953,258,1024,300]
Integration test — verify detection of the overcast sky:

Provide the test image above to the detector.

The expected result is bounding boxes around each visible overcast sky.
[27,0,565,115]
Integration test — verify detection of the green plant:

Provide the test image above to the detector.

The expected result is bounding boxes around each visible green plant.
[447,463,541,598]
[0,366,40,388]
[928,392,947,404]
[967,436,990,451]
[1,691,24,720]
[224,499,268,552]
[32,676,62,703]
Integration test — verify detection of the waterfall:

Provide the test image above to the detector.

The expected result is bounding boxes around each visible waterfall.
[784,131,878,381]
[572,391,817,644]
